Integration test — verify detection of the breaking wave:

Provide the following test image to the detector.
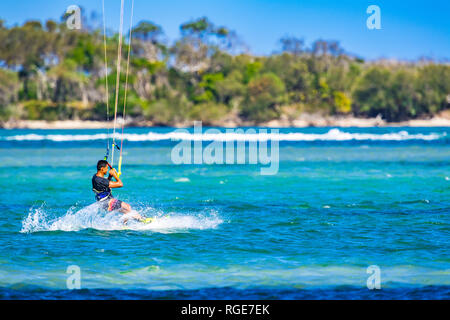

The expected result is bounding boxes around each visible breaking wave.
[3,129,446,142]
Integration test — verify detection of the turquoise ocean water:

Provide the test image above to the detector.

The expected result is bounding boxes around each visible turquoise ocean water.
[0,127,449,299]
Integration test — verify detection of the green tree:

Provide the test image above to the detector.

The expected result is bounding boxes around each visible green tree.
[241,73,286,122]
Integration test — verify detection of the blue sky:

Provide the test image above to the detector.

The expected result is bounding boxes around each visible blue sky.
[1,0,449,60]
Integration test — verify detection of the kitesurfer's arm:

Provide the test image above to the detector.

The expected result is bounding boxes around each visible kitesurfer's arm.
[108,168,123,188]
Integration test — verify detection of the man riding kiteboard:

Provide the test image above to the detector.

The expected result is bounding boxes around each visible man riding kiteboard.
[92,160,152,224]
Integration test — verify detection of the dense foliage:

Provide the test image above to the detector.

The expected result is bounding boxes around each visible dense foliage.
[0,16,449,124]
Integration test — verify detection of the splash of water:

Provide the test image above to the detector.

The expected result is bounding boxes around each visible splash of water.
[20,203,222,234]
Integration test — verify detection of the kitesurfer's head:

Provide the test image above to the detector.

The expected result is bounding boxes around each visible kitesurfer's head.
[97,160,109,174]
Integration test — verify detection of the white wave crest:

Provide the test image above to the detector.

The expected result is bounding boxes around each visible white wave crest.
[20,204,222,233]
[3,129,446,142]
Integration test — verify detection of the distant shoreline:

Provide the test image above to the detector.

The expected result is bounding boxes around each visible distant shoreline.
[1,114,450,129]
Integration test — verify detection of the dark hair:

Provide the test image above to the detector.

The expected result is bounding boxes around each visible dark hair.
[97,160,109,171]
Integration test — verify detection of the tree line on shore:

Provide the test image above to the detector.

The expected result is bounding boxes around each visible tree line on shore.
[0,15,449,125]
